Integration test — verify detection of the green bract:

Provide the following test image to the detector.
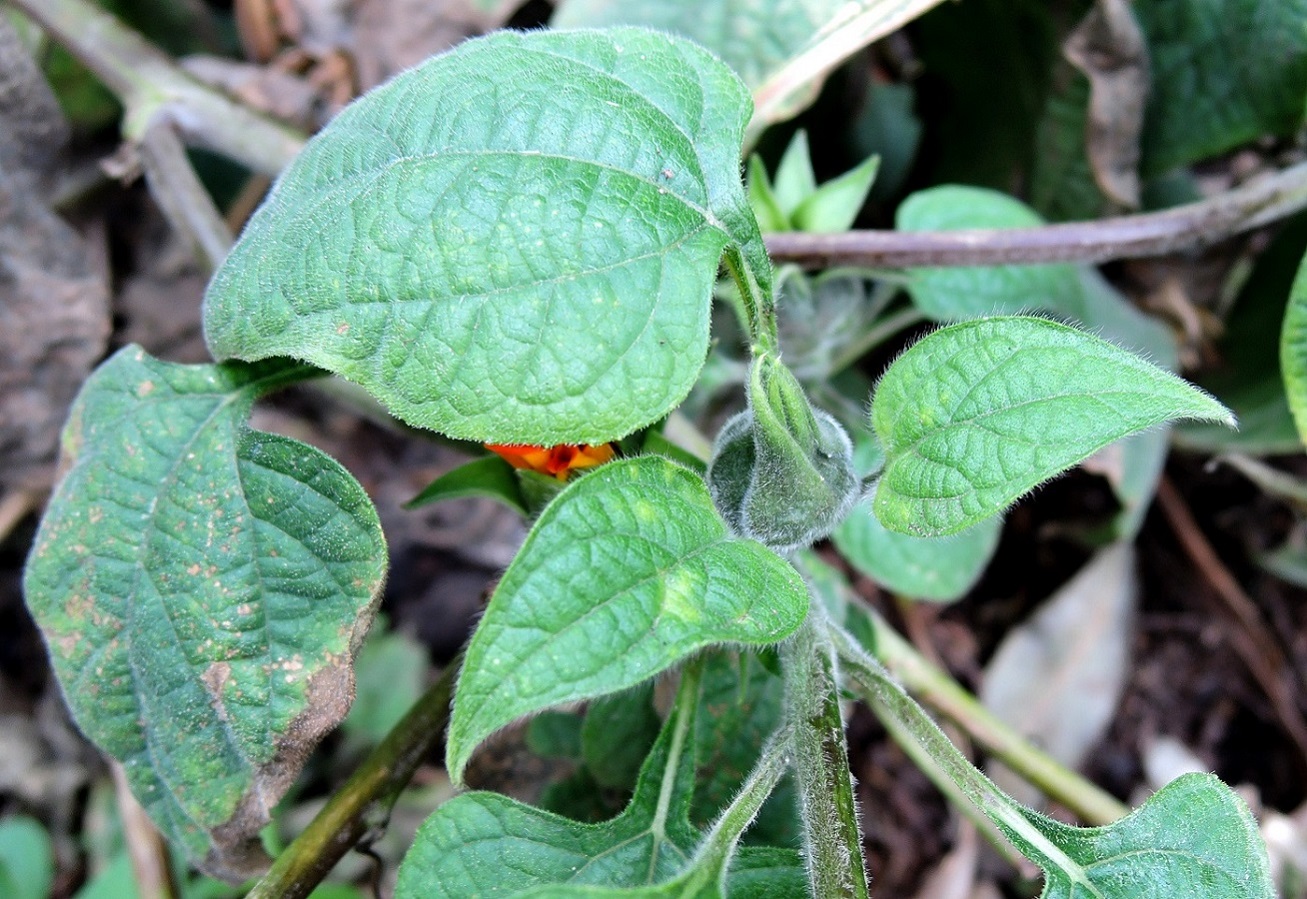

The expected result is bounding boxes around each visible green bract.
[22,347,386,878]
[204,27,769,445]
[707,354,859,552]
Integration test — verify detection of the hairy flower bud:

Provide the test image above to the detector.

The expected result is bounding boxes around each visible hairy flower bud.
[707,354,860,553]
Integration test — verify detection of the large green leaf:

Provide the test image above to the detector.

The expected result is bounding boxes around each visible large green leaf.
[1137,0,1307,174]
[205,28,767,445]
[23,347,386,878]
[446,456,807,782]
[1281,249,1307,447]
[871,317,1233,536]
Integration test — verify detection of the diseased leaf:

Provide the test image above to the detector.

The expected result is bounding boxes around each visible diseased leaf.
[871,317,1233,536]
[205,28,767,445]
[833,501,1001,602]
[981,544,1135,810]
[23,347,386,879]
[1280,248,1307,447]
[1137,0,1307,174]
[446,456,807,782]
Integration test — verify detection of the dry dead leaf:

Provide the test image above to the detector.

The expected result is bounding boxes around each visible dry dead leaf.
[351,0,522,90]
[1063,0,1149,208]
[0,22,109,494]
[980,543,1136,811]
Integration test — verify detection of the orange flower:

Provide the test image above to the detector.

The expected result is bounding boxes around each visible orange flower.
[485,443,616,480]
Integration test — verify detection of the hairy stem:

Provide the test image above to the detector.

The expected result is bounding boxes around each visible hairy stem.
[8,0,303,174]
[845,607,1128,825]
[784,605,871,899]
[766,159,1307,268]
[245,653,461,899]
[691,726,792,881]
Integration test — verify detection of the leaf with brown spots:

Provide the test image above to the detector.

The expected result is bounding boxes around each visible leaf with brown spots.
[22,346,387,880]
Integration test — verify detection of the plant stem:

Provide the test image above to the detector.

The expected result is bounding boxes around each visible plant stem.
[138,121,233,273]
[765,159,1307,268]
[693,726,792,875]
[244,653,461,899]
[7,0,304,175]
[825,305,926,375]
[847,607,1128,825]
[784,605,871,899]
[724,246,779,355]
[869,688,1025,868]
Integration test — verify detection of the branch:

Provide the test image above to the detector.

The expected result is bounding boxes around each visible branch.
[245,653,461,899]
[765,159,1307,268]
[853,605,1129,825]
[7,0,303,175]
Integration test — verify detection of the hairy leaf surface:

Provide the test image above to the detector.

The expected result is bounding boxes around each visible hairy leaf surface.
[871,317,1233,535]
[23,347,386,878]
[446,457,806,781]
[205,28,766,445]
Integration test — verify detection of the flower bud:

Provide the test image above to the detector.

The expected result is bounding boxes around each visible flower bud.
[707,354,860,553]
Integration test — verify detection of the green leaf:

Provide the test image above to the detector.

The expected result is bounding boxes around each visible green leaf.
[771,131,817,217]
[745,155,788,233]
[1281,248,1307,447]
[1137,0,1307,174]
[23,346,386,878]
[833,501,1001,602]
[897,185,1084,322]
[341,616,427,747]
[582,682,663,790]
[551,3,835,98]
[834,622,1274,899]
[0,817,53,899]
[1006,773,1272,898]
[1180,215,1307,455]
[205,28,767,445]
[871,317,1234,536]
[446,456,807,782]
[404,455,527,515]
[791,153,879,233]
[399,673,700,897]
[692,652,794,846]
[528,711,586,761]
